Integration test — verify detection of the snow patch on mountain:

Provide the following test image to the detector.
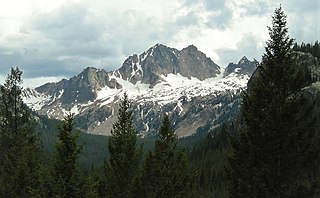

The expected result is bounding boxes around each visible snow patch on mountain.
[20,44,257,137]
[22,88,52,111]
[23,67,249,115]
[93,68,247,107]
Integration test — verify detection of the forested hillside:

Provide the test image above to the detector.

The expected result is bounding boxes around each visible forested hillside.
[293,41,320,58]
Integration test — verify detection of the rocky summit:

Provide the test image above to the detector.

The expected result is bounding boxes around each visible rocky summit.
[22,44,257,137]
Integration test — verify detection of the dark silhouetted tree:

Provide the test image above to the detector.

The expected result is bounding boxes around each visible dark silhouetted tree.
[228,6,320,198]
[104,93,142,198]
[142,114,192,198]
[51,113,83,198]
[0,67,41,197]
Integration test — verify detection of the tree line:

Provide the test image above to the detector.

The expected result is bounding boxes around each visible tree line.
[187,6,320,198]
[227,6,320,198]
[292,41,320,83]
[0,68,195,197]
[293,41,320,59]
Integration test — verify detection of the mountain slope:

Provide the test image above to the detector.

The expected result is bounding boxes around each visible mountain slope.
[23,44,257,137]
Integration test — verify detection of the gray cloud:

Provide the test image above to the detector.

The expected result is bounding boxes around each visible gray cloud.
[204,0,233,29]
[205,7,233,29]
[283,0,319,12]
[181,0,233,29]
[0,0,236,81]
[284,1,319,44]
[0,49,78,78]
[175,9,201,28]
[0,3,176,79]
[0,0,317,87]
[203,0,227,11]
[0,4,114,78]
[28,5,103,44]
[216,33,264,67]
[241,0,271,16]
[28,5,114,59]
[182,0,198,7]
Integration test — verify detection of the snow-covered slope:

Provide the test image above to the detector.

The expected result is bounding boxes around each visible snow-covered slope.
[23,44,256,137]
[98,70,248,105]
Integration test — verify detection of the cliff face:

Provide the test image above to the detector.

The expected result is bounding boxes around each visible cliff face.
[224,56,257,77]
[116,44,221,86]
[22,44,257,137]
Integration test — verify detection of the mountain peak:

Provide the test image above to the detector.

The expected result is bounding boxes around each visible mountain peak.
[224,56,257,77]
[182,44,198,51]
[154,43,166,48]
[238,56,250,65]
[115,44,221,85]
[23,44,256,137]
[83,66,98,71]
[150,43,170,51]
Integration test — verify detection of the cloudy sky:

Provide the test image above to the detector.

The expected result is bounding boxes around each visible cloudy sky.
[0,0,318,87]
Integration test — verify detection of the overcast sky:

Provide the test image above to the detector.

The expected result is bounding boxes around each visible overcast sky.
[0,0,319,87]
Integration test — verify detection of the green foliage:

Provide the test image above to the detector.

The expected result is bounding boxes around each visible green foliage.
[37,114,109,171]
[228,6,320,198]
[104,93,142,198]
[0,67,41,197]
[142,114,194,198]
[189,123,235,198]
[293,41,320,82]
[50,113,83,198]
[293,41,320,59]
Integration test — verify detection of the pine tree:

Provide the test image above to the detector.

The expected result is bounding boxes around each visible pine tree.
[228,6,320,198]
[0,67,41,197]
[190,123,233,197]
[51,113,83,198]
[142,114,192,198]
[105,93,142,198]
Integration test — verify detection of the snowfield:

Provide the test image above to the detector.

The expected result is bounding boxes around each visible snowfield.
[23,67,249,118]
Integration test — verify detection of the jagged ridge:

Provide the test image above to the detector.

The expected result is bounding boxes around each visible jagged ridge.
[22,44,257,137]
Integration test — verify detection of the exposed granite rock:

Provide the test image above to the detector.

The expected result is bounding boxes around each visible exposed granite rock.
[116,44,221,86]
[22,44,256,137]
[224,56,258,77]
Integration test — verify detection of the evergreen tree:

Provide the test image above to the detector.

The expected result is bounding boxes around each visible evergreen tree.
[190,123,233,197]
[293,40,320,59]
[292,41,320,82]
[51,113,83,198]
[0,67,41,197]
[105,93,142,198]
[228,6,320,198]
[142,114,192,198]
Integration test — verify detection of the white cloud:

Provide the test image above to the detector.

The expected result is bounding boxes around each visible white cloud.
[22,76,66,88]
[0,70,64,89]
[0,75,5,87]
[0,0,318,87]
